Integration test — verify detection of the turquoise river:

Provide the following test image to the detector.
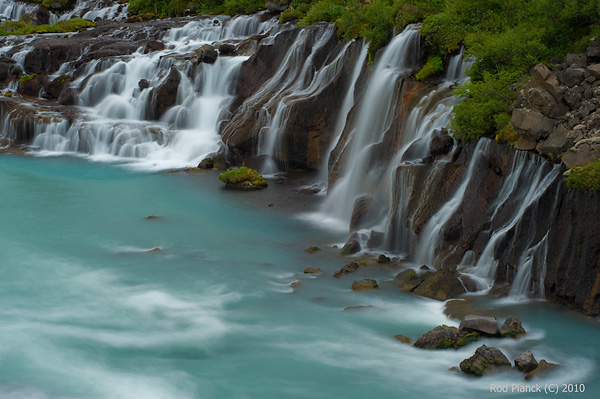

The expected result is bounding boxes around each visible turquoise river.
[0,154,599,399]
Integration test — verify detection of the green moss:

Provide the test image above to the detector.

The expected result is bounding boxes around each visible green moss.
[415,56,444,81]
[495,123,519,146]
[454,332,480,348]
[218,167,267,189]
[0,18,95,37]
[19,74,36,85]
[566,158,600,193]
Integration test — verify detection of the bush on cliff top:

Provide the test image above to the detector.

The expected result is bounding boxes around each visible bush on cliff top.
[567,159,600,193]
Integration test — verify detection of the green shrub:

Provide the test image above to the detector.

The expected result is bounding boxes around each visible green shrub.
[450,71,521,140]
[218,167,268,188]
[298,0,345,26]
[19,74,36,84]
[0,18,95,36]
[415,56,443,80]
[567,159,600,193]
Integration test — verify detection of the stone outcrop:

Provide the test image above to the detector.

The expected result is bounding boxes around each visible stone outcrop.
[150,66,180,120]
[459,315,500,337]
[512,41,600,168]
[514,351,538,373]
[459,345,511,376]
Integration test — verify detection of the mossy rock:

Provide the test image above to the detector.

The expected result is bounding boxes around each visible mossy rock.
[218,167,267,190]
[304,246,321,253]
[414,325,480,350]
[460,345,511,376]
[566,158,600,193]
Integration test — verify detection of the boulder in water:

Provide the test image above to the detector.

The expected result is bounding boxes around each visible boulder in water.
[460,345,511,376]
[459,315,500,337]
[151,66,180,119]
[429,128,454,156]
[333,261,359,278]
[414,325,479,349]
[198,157,214,169]
[218,167,267,190]
[349,195,378,232]
[413,268,466,301]
[500,316,526,338]
[351,279,378,291]
[339,233,361,256]
[44,74,71,100]
[197,44,217,64]
[524,359,560,381]
[303,267,322,274]
[144,40,165,54]
[514,351,538,373]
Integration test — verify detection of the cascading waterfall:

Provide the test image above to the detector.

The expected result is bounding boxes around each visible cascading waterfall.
[320,25,421,226]
[0,0,36,21]
[58,0,129,22]
[21,14,274,170]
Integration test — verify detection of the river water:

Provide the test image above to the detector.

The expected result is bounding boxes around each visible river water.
[0,154,598,399]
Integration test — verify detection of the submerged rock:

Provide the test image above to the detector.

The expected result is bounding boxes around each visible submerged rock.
[459,345,511,376]
[333,262,359,278]
[524,359,559,381]
[414,325,479,350]
[351,279,378,291]
[393,334,412,344]
[303,267,322,274]
[413,268,466,301]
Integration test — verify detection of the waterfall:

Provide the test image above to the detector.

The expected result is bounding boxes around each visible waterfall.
[7,14,277,170]
[320,25,421,226]
[58,0,129,21]
[0,0,36,21]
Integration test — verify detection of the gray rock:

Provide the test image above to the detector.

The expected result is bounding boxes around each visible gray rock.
[460,345,511,376]
[566,53,587,68]
[196,44,217,64]
[459,315,500,336]
[515,351,538,372]
[536,125,573,157]
[587,37,600,61]
[559,67,588,87]
[511,108,556,141]
[349,195,378,232]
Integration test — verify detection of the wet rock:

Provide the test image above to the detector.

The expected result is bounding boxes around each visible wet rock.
[514,351,538,373]
[298,185,321,195]
[33,5,51,25]
[144,40,165,53]
[413,268,466,301]
[290,280,303,287]
[511,108,556,141]
[17,73,47,97]
[303,267,322,274]
[351,279,378,291]
[524,360,560,381]
[146,215,161,219]
[349,195,378,232]
[151,66,180,119]
[58,87,76,106]
[459,345,511,376]
[459,315,500,337]
[333,262,359,278]
[414,325,479,349]
[0,56,22,86]
[339,233,361,256]
[367,231,385,248]
[429,128,454,156]
[219,43,236,55]
[197,44,217,64]
[344,305,374,311]
[43,74,71,100]
[394,269,423,292]
[377,254,391,263]
[198,157,214,169]
[500,316,526,338]
[393,334,412,344]
[138,79,150,91]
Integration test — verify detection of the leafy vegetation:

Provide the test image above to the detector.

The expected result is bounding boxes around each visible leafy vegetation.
[0,18,95,36]
[415,56,443,80]
[567,159,600,193]
[218,167,268,188]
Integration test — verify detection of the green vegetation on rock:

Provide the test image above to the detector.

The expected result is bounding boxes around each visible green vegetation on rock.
[415,56,443,80]
[19,74,36,85]
[218,166,267,189]
[0,18,95,36]
[567,159,600,193]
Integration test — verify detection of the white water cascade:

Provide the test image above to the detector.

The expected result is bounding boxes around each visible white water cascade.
[0,0,36,21]
[22,14,278,170]
[319,25,422,227]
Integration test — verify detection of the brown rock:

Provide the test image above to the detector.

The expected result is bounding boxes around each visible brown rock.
[339,233,361,256]
[414,325,479,349]
[524,360,559,381]
[393,334,412,344]
[351,279,378,291]
[413,268,466,301]
[511,108,556,141]
[349,195,378,232]
[303,267,322,274]
[459,315,500,337]
[333,262,359,278]
[500,315,526,338]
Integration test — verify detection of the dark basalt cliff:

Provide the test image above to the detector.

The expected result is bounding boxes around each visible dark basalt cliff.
[0,7,598,316]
